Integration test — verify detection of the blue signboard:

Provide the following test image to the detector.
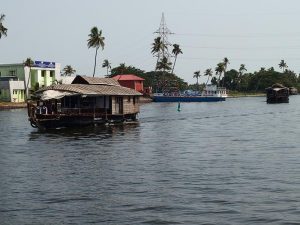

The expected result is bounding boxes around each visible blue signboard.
[33,61,55,68]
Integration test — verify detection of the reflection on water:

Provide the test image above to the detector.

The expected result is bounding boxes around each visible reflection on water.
[1,97,300,224]
[28,123,140,140]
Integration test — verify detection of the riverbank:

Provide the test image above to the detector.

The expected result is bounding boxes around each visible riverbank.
[0,102,27,109]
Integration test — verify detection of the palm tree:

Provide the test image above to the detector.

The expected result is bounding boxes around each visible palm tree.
[204,68,213,85]
[237,64,247,90]
[87,26,105,77]
[62,65,76,76]
[151,37,166,70]
[171,44,183,74]
[156,56,172,71]
[239,64,247,75]
[222,57,229,86]
[24,58,34,100]
[0,14,8,39]
[279,59,288,73]
[215,63,224,87]
[102,59,111,77]
[193,70,201,90]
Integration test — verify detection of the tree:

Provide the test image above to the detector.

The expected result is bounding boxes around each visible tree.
[0,14,8,39]
[215,63,224,86]
[24,58,34,100]
[204,68,213,85]
[237,64,247,91]
[87,26,105,77]
[102,59,111,77]
[171,44,183,74]
[151,37,166,70]
[222,57,229,86]
[193,70,201,90]
[279,59,288,73]
[62,65,76,76]
[156,56,172,71]
[239,64,247,75]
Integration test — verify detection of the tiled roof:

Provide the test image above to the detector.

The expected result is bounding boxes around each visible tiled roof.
[113,74,145,81]
[36,84,142,96]
[72,75,121,86]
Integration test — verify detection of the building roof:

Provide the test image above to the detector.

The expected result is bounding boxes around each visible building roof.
[36,84,142,96]
[72,75,121,86]
[113,74,145,81]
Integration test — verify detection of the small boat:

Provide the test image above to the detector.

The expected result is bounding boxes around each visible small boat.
[266,83,289,104]
[152,85,227,102]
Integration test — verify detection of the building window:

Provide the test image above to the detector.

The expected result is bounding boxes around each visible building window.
[127,96,131,102]
[41,71,45,77]
[0,71,1,76]
[9,70,16,76]
[133,96,136,104]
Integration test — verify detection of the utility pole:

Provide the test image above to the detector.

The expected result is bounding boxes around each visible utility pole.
[154,12,173,69]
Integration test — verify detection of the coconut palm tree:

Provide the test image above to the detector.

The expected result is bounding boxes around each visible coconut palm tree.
[215,63,224,87]
[102,59,111,77]
[87,26,105,77]
[237,64,247,91]
[171,44,183,74]
[239,64,247,75]
[151,37,166,70]
[156,56,172,71]
[0,14,8,39]
[62,65,76,76]
[204,68,213,85]
[279,59,288,73]
[193,70,201,90]
[222,57,229,86]
[24,58,34,100]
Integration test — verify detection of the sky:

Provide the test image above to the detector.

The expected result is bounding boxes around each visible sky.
[1,0,300,84]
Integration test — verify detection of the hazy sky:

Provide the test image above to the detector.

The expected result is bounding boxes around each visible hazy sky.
[1,0,300,84]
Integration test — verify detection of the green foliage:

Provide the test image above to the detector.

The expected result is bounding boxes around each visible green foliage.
[110,64,187,91]
[62,65,76,76]
[109,61,300,94]
[220,67,300,92]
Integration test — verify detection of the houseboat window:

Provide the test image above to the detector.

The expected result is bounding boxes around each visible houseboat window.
[128,96,131,102]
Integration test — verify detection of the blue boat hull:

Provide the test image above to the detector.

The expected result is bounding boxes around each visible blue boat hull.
[152,96,226,102]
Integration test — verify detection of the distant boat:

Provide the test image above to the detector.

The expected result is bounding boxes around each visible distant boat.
[266,83,289,104]
[152,85,227,102]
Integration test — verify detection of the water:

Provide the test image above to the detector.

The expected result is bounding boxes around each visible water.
[1,96,300,224]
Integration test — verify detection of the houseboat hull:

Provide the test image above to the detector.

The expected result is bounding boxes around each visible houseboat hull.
[29,113,138,129]
[152,96,226,102]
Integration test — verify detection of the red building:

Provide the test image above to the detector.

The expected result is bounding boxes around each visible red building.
[112,74,145,93]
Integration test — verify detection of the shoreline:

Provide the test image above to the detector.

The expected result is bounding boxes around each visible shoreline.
[0,94,266,109]
[0,102,27,110]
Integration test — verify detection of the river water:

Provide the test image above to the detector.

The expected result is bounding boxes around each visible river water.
[1,96,300,224]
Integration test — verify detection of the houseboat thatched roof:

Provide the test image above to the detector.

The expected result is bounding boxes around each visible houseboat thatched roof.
[72,75,120,86]
[36,84,142,96]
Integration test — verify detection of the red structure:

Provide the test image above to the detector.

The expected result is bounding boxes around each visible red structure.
[113,74,145,93]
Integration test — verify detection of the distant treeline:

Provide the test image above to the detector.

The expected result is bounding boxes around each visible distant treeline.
[108,63,300,93]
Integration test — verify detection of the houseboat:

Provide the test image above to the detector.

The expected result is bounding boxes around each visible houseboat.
[27,75,142,129]
[266,83,289,104]
[152,85,227,102]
